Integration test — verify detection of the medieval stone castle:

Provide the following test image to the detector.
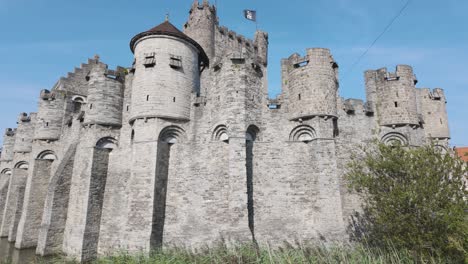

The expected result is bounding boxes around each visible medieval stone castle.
[0,0,450,261]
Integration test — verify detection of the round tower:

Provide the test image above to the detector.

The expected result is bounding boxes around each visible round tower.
[379,65,419,126]
[1,129,16,162]
[84,60,124,127]
[184,0,216,60]
[287,48,338,120]
[34,89,65,141]
[418,88,450,139]
[14,113,36,153]
[129,20,209,122]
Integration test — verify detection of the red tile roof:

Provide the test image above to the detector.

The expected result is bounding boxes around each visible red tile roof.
[455,147,468,162]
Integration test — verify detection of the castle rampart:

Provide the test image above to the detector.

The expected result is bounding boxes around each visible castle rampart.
[0,1,451,261]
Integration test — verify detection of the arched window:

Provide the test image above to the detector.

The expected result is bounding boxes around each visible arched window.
[37,150,57,160]
[1,168,12,175]
[381,132,408,146]
[152,125,186,249]
[72,96,86,113]
[96,137,118,150]
[289,125,316,143]
[212,125,229,142]
[14,161,29,170]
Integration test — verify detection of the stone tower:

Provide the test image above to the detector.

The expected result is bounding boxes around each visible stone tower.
[184,0,216,60]
[124,19,209,252]
[129,20,208,122]
[366,65,419,127]
[417,88,450,144]
[84,61,125,127]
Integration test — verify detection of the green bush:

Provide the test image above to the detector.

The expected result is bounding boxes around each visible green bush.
[347,143,468,262]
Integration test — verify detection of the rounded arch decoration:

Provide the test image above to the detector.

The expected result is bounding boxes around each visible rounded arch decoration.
[96,137,118,150]
[212,125,229,142]
[1,168,12,175]
[289,125,316,143]
[71,95,86,103]
[37,150,57,160]
[14,161,29,170]
[381,132,408,146]
[246,125,260,142]
[159,126,186,145]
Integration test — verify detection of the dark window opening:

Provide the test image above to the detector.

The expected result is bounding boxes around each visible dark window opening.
[293,61,309,68]
[131,130,135,144]
[147,95,150,101]
[440,118,443,124]
[46,122,49,127]
[73,102,82,113]
[268,104,281,109]
[173,97,176,103]
[90,104,93,110]
[298,94,301,100]
[333,119,339,137]
[126,105,129,112]
[143,52,156,68]
[394,102,398,107]
[169,55,182,69]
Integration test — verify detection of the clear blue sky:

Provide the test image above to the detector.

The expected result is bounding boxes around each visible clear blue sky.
[0,0,466,146]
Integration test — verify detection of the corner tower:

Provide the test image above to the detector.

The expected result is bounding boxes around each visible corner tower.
[129,20,209,122]
[184,0,216,60]
[285,48,339,121]
[366,65,419,127]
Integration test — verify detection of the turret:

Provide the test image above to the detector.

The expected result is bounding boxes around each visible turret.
[14,113,36,153]
[34,89,65,141]
[254,31,268,66]
[184,0,216,60]
[0,129,16,161]
[285,48,339,120]
[129,20,208,122]
[417,88,450,139]
[84,58,125,127]
[366,65,419,127]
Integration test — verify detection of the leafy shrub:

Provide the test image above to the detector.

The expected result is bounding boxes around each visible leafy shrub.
[347,143,468,262]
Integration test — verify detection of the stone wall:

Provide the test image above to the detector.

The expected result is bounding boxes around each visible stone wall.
[0,0,452,261]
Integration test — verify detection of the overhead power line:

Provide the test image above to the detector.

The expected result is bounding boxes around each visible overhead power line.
[343,0,412,78]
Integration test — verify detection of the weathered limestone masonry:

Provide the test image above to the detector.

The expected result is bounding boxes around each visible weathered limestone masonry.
[0,0,451,261]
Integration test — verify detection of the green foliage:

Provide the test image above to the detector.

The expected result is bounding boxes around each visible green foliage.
[49,243,447,264]
[347,142,468,262]
[7,243,453,263]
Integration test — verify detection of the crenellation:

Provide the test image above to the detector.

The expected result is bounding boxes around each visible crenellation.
[0,0,452,261]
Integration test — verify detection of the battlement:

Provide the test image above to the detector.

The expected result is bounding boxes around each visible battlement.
[40,89,55,100]
[285,48,337,70]
[418,88,446,102]
[4,128,16,137]
[17,112,32,123]
[190,0,216,14]
[366,65,418,85]
[218,26,257,51]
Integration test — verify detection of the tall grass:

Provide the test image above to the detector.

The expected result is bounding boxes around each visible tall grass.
[3,243,454,264]
[88,243,449,264]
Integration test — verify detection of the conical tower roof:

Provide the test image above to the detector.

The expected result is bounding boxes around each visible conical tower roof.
[130,20,209,66]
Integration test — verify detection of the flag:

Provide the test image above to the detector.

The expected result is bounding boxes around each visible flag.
[244,10,256,22]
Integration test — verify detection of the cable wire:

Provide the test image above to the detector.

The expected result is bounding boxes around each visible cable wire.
[343,0,412,78]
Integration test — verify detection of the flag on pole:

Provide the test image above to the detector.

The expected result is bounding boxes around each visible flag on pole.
[244,10,257,22]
